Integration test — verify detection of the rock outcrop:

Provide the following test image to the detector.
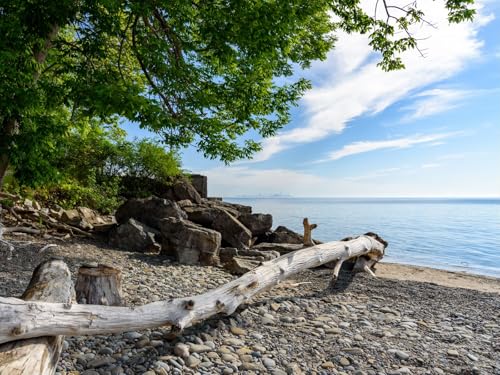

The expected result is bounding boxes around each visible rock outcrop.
[160,218,221,266]
[211,209,252,249]
[109,218,160,253]
[115,196,186,229]
[238,213,272,236]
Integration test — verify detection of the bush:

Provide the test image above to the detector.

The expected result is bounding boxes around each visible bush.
[8,120,183,213]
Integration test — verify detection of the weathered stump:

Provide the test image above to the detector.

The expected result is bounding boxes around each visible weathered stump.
[303,217,317,246]
[75,264,123,306]
[0,258,73,374]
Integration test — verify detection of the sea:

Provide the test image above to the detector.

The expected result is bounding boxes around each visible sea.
[226,198,500,278]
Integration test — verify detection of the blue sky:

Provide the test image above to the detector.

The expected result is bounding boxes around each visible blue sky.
[123,0,500,197]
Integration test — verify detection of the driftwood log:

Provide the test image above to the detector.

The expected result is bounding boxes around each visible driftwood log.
[0,259,73,374]
[0,233,386,345]
[75,264,123,306]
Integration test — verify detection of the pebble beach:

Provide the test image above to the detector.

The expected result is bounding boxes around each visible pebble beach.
[1,236,499,375]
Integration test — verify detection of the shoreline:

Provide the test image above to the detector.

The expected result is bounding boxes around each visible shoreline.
[376,261,500,294]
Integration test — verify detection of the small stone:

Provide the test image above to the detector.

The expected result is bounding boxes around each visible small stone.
[354,334,364,341]
[321,361,335,369]
[263,358,276,368]
[189,344,211,353]
[98,347,113,356]
[224,338,244,346]
[186,355,201,368]
[135,338,150,348]
[124,331,143,340]
[240,362,264,371]
[339,357,350,366]
[230,326,247,336]
[447,349,459,357]
[467,353,478,361]
[395,350,410,360]
[174,343,190,358]
[88,357,116,368]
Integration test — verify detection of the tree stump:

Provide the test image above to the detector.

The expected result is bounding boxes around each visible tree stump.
[303,218,317,246]
[0,258,73,374]
[75,264,123,306]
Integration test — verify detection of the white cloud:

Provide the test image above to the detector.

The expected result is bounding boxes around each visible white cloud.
[250,0,492,162]
[402,89,471,121]
[321,132,456,162]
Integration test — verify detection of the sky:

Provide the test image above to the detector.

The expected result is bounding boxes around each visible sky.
[123,0,500,198]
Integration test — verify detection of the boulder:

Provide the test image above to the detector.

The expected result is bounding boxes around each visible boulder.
[115,196,186,229]
[109,218,161,253]
[61,208,93,230]
[162,179,202,204]
[203,199,251,217]
[252,242,304,254]
[190,174,208,198]
[223,257,260,275]
[238,213,272,236]
[267,226,304,244]
[61,209,81,225]
[160,218,221,266]
[212,210,252,249]
[183,206,218,227]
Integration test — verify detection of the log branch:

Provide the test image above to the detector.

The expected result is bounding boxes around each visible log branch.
[0,234,386,344]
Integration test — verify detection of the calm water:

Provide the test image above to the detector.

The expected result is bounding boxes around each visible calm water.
[227,198,500,278]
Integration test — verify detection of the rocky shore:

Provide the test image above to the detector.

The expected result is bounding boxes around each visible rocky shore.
[1,236,498,375]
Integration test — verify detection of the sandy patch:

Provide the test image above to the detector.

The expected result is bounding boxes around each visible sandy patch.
[377,262,500,294]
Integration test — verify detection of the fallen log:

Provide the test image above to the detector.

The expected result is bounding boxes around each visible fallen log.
[0,233,386,345]
[0,258,73,374]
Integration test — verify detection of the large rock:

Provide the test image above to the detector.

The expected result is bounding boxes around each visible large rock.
[267,226,304,244]
[252,242,304,254]
[190,174,208,198]
[109,218,160,253]
[163,179,202,204]
[115,196,186,229]
[212,210,252,249]
[183,206,219,227]
[223,257,260,275]
[238,213,272,236]
[203,199,251,217]
[160,218,221,266]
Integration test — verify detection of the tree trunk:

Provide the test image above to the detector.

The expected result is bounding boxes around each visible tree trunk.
[0,234,386,344]
[0,154,9,191]
[0,258,73,374]
[75,264,123,306]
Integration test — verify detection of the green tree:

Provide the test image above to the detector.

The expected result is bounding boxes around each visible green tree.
[0,0,475,188]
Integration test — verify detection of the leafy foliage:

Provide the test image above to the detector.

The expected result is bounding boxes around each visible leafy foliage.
[7,119,182,212]
[0,0,476,188]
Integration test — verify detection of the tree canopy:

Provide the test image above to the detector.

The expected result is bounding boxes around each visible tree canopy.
[0,0,475,187]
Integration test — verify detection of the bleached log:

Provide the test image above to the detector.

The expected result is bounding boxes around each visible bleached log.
[0,259,73,374]
[0,234,386,345]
